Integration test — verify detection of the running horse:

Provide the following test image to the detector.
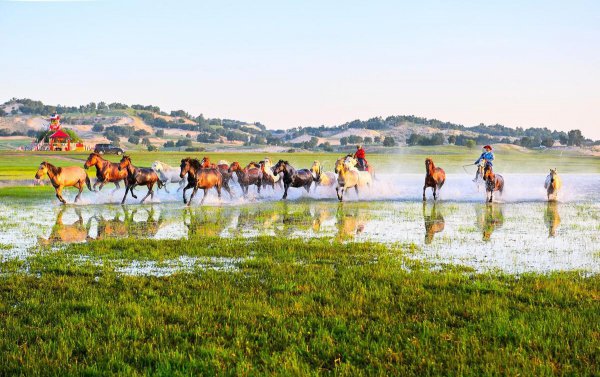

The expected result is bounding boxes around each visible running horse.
[482,162,504,203]
[334,156,372,201]
[118,155,163,204]
[423,158,446,201]
[259,157,283,190]
[544,168,562,201]
[151,161,186,193]
[310,160,336,190]
[35,161,93,204]
[344,155,375,179]
[200,156,234,198]
[84,152,127,191]
[180,158,223,205]
[228,161,263,196]
[272,160,314,200]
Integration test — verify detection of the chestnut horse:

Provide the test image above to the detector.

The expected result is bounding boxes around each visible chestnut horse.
[35,161,93,204]
[544,168,562,201]
[229,161,263,196]
[423,158,446,201]
[84,153,127,191]
[200,156,234,198]
[118,156,163,204]
[180,158,223,205]
[483,163,504,203]
[272,160,314,200]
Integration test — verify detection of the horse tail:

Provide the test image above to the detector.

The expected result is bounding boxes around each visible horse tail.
[85,174,94,192]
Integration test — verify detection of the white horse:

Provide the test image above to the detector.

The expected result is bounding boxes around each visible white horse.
[544,168,562,201]
[311,160,336,190]
[152,161,186,193]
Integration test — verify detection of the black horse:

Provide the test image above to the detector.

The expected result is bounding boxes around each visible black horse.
[272,160,314,200]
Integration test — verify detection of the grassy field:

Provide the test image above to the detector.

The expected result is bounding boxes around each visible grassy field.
[1,145,599,182]
[0,237,598,375]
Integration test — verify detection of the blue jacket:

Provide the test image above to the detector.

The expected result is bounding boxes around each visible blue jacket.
[475,151,494,165]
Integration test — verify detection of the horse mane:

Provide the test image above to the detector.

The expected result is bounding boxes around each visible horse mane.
[188,158,202,170]
[155,160,172,169]
[43,161,61,175]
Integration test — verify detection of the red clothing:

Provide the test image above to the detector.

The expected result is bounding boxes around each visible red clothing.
[355,148,365,159]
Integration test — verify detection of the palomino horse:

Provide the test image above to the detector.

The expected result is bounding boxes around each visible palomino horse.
[84,152,127,191]
[152,161,186,193]
[260,157,283,190]
[423,202,445,244]
[200,156,234,198]
[35,161,93,204]
[334,157,372,201]
[229,161,263,196]
[423,158,446,201]
[272,160,314,200]
[180,158,223,205]
[544,168,562,201]
[311,160,336,190]
[483,163,504,203]
[118,156,163,204]
[344,155,375,178]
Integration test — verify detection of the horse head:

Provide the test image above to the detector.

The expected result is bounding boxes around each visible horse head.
[334,158,346,174]
[118,155,132,172]
[425,158,434,174]
[152,161,163,172]
[200,156,210,168]
[311,161,322,179]
[228,161,241,173]
[180,158,192,178]
[35,161,48,179]
[272,160,288,174]
[549,168,558,182]
[84,153,100,169]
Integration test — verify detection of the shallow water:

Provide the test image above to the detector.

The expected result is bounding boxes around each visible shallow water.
[1,174,599,274]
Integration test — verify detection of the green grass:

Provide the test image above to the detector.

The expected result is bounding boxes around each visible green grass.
[0,237,598,375]
[1,145,599,182]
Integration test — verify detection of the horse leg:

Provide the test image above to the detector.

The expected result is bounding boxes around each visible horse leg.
[200,189,209,205]
[163,182,170,194]
[56,186,67,204]
[187,187,198,206]
[433,186,437,201]
[336,187,342,201]
[93,179,101,191]
[182,183,194,204]
[282,183,289,200]
[121,186,130,204]
[489,190,493,203]
[354,185,359,198]
[423,185,427,201]
[140,183,153,203]
[177,180,185,192]
[216,185,222,200]
[74,181,84,202]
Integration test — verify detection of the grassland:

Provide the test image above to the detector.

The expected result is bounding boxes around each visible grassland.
[1,145,599,182]
[0,237,598,375]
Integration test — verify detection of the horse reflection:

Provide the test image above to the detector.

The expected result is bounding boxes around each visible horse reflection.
[93,206,164,240]
[38,207,91,245]
[544,201,561,237]
[476,203,504,242]
[423,203,445,244]
[184,207,231,238]
[335,203,366,241]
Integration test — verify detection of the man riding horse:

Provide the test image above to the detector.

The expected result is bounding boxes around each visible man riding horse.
[473,145,494,182]
[353,145,368,171]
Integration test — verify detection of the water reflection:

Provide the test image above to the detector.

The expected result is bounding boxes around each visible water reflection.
[38,207,91,245]
[476,203,504,242]
[423,203,445,244]
[93,206,165,240]
[544,201,561,237]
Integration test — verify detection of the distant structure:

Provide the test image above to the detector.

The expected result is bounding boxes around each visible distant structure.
[48,129,72,151]
[30,112,86,151]
[49,112,61,131]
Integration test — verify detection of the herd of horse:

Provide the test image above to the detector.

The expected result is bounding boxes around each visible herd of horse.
[33,152,562,205]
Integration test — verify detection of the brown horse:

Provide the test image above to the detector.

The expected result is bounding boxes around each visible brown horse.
[423,203,445,244]
[200,156,234,198]
[544,168,562,201]
[423,158,446,201]
[483,163,504,203]
[272,160,314,200]
[118,156,163,204]
[180,158,223,205]
[35,161,93,204]
[84,152,127,191]
[229,161,263,196]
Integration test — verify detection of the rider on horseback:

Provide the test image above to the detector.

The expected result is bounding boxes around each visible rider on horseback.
[353,145,367,170]
[473,145,494,182]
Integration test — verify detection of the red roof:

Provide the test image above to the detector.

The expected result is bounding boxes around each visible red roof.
[49,130,71,139]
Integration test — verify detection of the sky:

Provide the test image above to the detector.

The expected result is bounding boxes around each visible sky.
[1,0,599,138]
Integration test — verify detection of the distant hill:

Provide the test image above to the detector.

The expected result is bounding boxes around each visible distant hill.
[0,98,595,151]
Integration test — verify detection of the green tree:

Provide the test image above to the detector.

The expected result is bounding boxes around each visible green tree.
[541,137,555,148]
[447,135,457,144]
[383,136,396,147]
[567,129,583,146]
[128,136,140,145]
[373,136,382,143]
[155,129,165,137]
[363,137,373,144]
[466,139,476,149]
[339,137,348,146]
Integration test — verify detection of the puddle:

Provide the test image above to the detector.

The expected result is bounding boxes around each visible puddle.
[1,183,599,274]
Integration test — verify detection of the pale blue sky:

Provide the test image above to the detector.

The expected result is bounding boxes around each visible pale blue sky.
[1,0,599,138]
